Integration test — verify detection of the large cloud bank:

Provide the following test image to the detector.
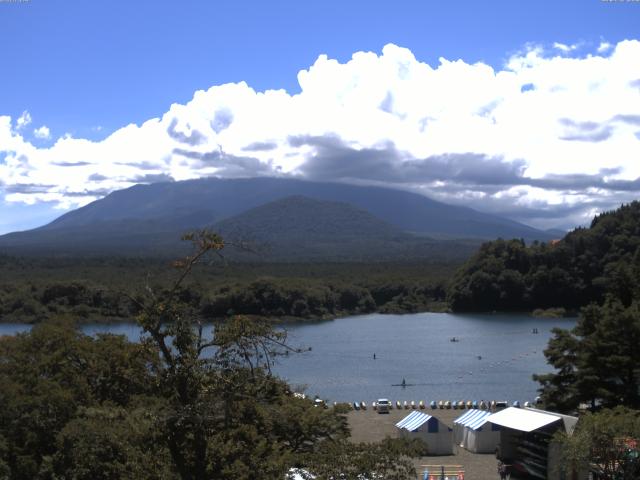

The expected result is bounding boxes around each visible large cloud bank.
[1,41,640,229]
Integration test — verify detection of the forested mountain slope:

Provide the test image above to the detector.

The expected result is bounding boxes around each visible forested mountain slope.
[447,202,640,312]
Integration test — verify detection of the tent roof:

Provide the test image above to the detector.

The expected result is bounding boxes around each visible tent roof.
[454,409,493,430]
[487,407,560,433]
[395,411,432,432]
[524,407,579,434]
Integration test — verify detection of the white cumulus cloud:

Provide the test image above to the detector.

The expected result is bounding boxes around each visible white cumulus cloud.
[15,110,32,130]
[552,42,578,53]
[33,125,51,139]
[1,40,640,229]
[597,41,612,53]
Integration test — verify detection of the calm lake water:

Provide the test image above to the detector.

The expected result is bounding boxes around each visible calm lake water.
[0,313,575,404]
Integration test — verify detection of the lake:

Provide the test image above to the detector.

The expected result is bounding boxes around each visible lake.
[0,312,575,404]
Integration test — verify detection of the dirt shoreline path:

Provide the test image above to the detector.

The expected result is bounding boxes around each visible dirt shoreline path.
[347,406,499,480]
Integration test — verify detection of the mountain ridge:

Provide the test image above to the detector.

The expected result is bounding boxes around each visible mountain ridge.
[39,177,553,239]
[0,177,556,260]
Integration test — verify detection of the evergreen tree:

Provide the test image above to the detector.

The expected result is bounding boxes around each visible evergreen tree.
[535,299,640,412]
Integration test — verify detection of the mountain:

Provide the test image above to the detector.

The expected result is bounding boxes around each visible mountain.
[0,195,481,261]
[0,177,555,258]
[213,195,481,261]
[42,177,551,237]
[545,228,567,238]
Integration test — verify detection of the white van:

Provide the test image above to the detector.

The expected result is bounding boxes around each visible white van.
[377,398,390,414]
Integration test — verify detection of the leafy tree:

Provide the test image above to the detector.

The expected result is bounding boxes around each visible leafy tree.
[0,317,156,479]
[448,202,640,312]
[128,231,415,480]
[555,407,640,480]
[532,328,580,412]
[534,299,640,412]
[53,405,171,480]
[297,437,425,480]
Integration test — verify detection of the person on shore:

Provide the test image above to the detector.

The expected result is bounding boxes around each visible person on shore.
[498,461,508,480]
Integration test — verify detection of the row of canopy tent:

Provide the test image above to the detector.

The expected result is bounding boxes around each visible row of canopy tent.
[396,409,500,455]
[397,407,576,457]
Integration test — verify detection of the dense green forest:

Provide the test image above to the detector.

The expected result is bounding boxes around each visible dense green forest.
[0,256,454,324]
[4,202,640,324]
[448,201,640,312]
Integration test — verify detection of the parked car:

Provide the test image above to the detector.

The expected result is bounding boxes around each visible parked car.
[377,398,391,414]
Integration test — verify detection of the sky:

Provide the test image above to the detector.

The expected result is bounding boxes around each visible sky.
[1,0,640,234]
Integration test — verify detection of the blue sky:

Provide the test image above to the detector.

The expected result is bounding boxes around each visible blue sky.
[1,0,640,233]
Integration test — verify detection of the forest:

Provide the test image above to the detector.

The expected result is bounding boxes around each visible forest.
[448,201,640,313]
[0,256,453,324]
[2,203,639,326]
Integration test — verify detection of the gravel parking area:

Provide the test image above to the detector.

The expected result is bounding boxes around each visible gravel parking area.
[347,406,500,480]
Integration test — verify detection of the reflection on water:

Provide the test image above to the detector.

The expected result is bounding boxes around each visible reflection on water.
[0,312,575,403]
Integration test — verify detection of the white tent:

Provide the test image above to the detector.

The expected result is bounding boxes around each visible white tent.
[486,407,580,480]
[395,411,453,455]
[453,409,501,453]
[487,407,563,433]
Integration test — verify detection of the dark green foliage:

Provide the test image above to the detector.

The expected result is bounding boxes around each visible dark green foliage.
[0,318,158,479]
[54,406,172,480]
[448,202,640,312]
[555,407,640,480]
[0,256,458,324]
[299,437,427,480]
[534,299,640,413]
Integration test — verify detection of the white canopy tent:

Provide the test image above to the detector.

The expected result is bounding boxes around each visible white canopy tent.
[486,407,562,432]
[395,411,453,455]
[453,409,501,453]
[486,407,580,480]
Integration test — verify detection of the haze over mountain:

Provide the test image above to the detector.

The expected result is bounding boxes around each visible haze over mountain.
[0,177,558,259]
